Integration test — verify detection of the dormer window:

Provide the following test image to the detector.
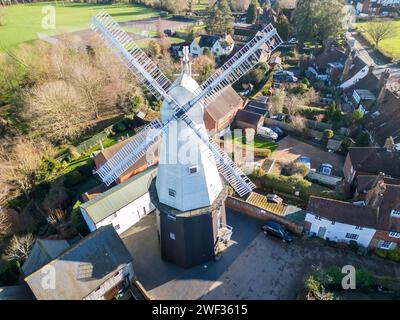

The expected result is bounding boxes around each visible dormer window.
[168,189,176,197]
[391,210,400,217]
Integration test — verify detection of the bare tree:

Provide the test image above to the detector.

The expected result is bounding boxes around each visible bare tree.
[3,233,34,262]
[366,20,398,47]
[285,94,304,118]
[0,209,10,239]
[270,89,286,115]
[23,80,91,143]
[192,55,216,83]
[0,139,53,200]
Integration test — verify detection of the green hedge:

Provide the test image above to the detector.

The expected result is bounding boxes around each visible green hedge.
[387,249,400,262]
[256,173,348,201]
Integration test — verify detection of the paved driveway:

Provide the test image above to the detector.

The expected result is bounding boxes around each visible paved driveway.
[121,209,399,300]
[270,136,345,176]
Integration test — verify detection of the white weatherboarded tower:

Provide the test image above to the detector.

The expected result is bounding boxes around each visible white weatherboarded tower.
[90,11,282,267]
[156,48,223,211]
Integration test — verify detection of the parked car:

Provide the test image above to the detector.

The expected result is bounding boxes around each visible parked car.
[266,194,283,204]
[261,221,293,242]
[270,113,287,121]
[257,126,278,140]
[164,29,175,36]
[298,156,311,168]
[271,127,285,138]
[319,163,333,176]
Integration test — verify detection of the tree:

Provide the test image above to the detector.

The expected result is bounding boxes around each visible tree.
[353,109,364,122]
[0,139,53,200]
[206,0,234,35]
[246,0,259,24]
[0,209,10,240]
[323,129,334,140]
[270,88,286,115]
[147,40,162,58]
[192,55,216,83]
[3,234,35,263]
[366,20,398,47]
[276,14,289,41]
[356,131,370,147]
[293,0,345,44]
[285,94,304,118]
[230,0,251,12]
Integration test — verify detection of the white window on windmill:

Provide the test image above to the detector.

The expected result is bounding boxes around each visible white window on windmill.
[169,233,176,240]
[189,165,198,175]
[168,188,176,197]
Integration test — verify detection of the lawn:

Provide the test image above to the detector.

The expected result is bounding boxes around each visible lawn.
[356,20,400,59]
[0,2,159,49]
[232,135,278,151]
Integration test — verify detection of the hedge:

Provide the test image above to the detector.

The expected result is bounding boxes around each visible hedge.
[256,173,348,201]
[387,249,400,262]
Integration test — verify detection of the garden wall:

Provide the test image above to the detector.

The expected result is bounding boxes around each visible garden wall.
[225,196,304,235]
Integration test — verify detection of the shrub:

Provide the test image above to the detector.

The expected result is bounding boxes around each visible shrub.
[348,240,359,252]
[77,162,93,178]
[113,121,127,133]
[66,146,81,161]
[257,173,348,201]
[64,170,84,188]
[375,248,388,259]
[282,162,310,177]
[387,249,400,262]
[323,129,334,141]
[254,148,272,158]
[356,268,376,288]
[0,261,20,286]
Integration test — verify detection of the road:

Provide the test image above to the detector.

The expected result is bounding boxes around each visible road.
[350,31,400,84]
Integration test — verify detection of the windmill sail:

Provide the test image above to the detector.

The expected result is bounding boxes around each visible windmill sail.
[90,10,282,197]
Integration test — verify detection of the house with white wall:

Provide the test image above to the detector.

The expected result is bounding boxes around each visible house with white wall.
[80,167,157,235]
[190,34,234,57]
[305,177,400,250]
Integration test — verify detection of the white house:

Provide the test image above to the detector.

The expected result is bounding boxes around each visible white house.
[190,34,235,57]
[80,167,157,235]
[306,184,400,250]
[305,212,376,247]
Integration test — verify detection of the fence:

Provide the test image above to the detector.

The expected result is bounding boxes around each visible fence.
[225,196,304,235]
[75,125,114,154]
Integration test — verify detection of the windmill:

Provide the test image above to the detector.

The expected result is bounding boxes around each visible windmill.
[91,10,282,267]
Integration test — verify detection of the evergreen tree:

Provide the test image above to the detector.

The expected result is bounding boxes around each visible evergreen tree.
[206,0,234,35]
[276,14,289,41]
[246,0,259,24]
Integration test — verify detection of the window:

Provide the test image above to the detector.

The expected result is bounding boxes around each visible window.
[391,210,400,217]
[380,240,392,250]
[355,226,363,230]
[114,224,120,230]
[331,221,335,225]
[169,233,176,240]
[169,188,176,197]
[189,166,198,175]
[315,215,322,221]
[389,231,400,238]
[167,214,176,222]
[345,233,359,240]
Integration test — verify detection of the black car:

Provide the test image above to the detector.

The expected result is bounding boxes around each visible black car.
[261,221,293,242]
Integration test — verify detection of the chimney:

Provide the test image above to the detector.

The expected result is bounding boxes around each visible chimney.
[341,50,355,81]
[365,174,386,209]
[377,69,390,106]
[384,136,395,152]
[368,64,374,75]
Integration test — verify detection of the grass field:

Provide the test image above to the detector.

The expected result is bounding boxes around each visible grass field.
[0,2,159,49]
[356,20,400,59]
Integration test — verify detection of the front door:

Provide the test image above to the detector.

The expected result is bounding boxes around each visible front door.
[317,227,327,238]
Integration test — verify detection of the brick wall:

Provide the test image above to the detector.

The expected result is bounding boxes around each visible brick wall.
[370,230,400,249]
[225,196,304,235]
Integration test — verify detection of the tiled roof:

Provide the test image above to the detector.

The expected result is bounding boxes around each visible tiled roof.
[348,147,400,178]
[205,86,243,121]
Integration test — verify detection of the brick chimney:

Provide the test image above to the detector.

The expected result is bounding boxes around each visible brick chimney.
[341,50,355,81]
[365,173,386,209]
[377,69,391,106]
[384,136,395,152]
